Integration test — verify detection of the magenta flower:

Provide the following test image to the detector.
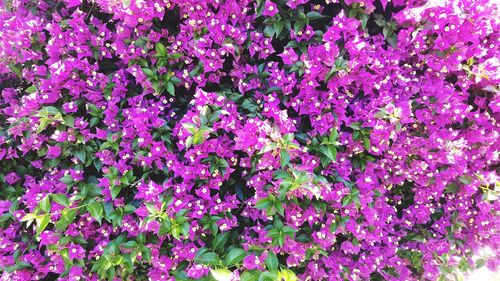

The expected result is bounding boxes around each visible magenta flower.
[0,0,498,279]
[262,0,279,17]
[68,244,85,260]
[243,253,261,270]
[46,145,62,159]
[4,172,20,185]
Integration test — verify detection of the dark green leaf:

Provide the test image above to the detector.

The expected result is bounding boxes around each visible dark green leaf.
[63,115,75,127]
[224,248,246,266]
[110,185,122,199]
[265,252,278,270]
[60,174,74,185]
[212,231,231,251]
[255,198,272,210]
[166,81,175,96]
[142,68,154,77]
[280,150,290,168]
[306,11,323,20]
[75,149,86,163]
[319,146,337,162]
[194,251,220,266]
[274,21,284,37]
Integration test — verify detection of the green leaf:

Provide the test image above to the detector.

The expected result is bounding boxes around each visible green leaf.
[142,68,154,77]
[263,25,275,38]
[255,0,265,17]
[382,26,393,39]
[110,185,122,199]
[88,202,104,224]
[194,251,220,266]
[155,43,168,57]
[90,116,100,127]
[294,20,305,34]
[212,231,231,251]
[60,174,74,185]
[459,175,472,185]
[26,85,37,93]
[445,183,458,194]
[36,106,60,117]
[241,98,259,113]
[166,82,175,96]
[280,150,290,168]
[75,149,86,163]
[280,269,298,281]
[319,146,336,162]
[475,258,486,269]
[363,137,371,151]
[21,213,36,224]
[260,142,278,154]
[282,226,295,237]
[37,118,51,134]
[306,11,323,20]
[107,267,116,280]
[274,201,284,216]
[193,128,209,145]
[360,13,369,30]
[241,271,261,281]
[63,115,75,127]
[374,14,386,26]
[122,241,138,249]
[5,261,31,273]
[265,252,279,270]
[259,271,278,281]
[36,214,50,236]
[387,34,398,48]
[185,136,193,149]
[56,208,77,231]
[210,269,232,281]
[342,189,360,206]
[182,123,198,134]
[255,198,272,210]
[39,195,51,213]
[158,219,171,236]
[224,248,246,266]
[274,21,284,37]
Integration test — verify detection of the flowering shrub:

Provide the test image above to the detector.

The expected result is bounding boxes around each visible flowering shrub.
[0,0,499,280]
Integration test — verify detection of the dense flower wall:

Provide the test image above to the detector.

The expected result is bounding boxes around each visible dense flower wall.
[0,0,499,280]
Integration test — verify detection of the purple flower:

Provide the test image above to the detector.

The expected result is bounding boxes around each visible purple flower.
[4,172,20,185]
[46,145,62,159]
[262,0,278,17]
[68,266,83,281]
[68,244,85,260]
[243,253,261,270]
[186,264,209,279]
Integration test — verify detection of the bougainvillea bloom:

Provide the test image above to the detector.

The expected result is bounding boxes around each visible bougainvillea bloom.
[0,0,498,280]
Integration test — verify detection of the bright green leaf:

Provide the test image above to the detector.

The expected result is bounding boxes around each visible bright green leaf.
[88,202,104,224]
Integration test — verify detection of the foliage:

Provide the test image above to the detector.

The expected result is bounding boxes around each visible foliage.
[0,0,499,280]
